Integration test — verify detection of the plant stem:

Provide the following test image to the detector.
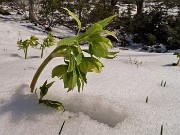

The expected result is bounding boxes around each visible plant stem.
[41,48,44,58]
[25,48,28,59]
[30,53,53,92]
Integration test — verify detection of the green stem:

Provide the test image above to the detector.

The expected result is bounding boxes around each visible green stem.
[41,48,44,58]
[30,53,53,92]
[30,45,69,92]
[25,48,28,59]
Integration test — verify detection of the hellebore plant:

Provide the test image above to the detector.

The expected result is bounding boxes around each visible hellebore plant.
[40,33,55,58]
[17,35,39,59]
[29,8,118,110]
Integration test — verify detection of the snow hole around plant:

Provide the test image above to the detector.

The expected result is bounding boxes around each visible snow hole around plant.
[1,84,128,128]
[60,93,128,128]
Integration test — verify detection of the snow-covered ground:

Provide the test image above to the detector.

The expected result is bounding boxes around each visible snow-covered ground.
[0,14,180,135]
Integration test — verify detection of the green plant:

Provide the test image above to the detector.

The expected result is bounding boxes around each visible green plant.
[40,33,55,58]
[38,80,64,110]
[17,35,39,59]
[29,8,118,109]
[172,51,180,66]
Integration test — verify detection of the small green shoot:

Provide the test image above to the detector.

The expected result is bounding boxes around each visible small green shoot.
[39,80,64,110]
[39,80,54,100]
[17,35,39,59]
[172,51,180,66]
[40,33,55,58]
[58,121,66,135]
[146,96,148,103]
[160,125,163,135]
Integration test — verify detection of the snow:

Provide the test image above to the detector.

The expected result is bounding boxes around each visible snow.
[0,14,180,135]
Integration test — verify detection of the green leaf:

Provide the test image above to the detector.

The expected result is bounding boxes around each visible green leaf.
[71,69,77,91]
[77,68,87,90]
[39,99,64,110]
[52,65,68,78]
[62,70,77,91]
[30,35,39,41]
[68,55,75,72]
[78,24,102,40]
[96,15,117,28]
[101,30,118,41]
[91,42,108,57]
[108,51,119,55]
[76,53,82,65]
[77,77,81,92]
[39,80,54,100]
[79,57,104,74]
[42,33,55,48]
[87,57,104,73]
[58,36,78,46]
[52,45,71,58]
[64,8,81,34]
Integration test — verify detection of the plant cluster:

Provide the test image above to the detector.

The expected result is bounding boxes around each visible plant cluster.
[29,8,118,110]
[17,33,55,59]
[17,35,39,59]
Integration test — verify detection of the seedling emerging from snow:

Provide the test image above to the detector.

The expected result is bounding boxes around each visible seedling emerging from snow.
[17,35,39,59]
[172,51,180,66]
[40,33,55,58]
[39,80,64,110]
[30,8,118,109]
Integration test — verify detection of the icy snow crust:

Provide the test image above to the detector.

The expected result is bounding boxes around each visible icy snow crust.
[0,14,180,135]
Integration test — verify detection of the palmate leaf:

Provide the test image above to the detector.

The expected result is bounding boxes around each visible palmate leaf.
[64,8,81,34]
[52,45,71,58]
[57,36,78,46]
[79,57,104,74]
[62,69,77,91]
[90,42,108,58]
[52,65,68,78]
